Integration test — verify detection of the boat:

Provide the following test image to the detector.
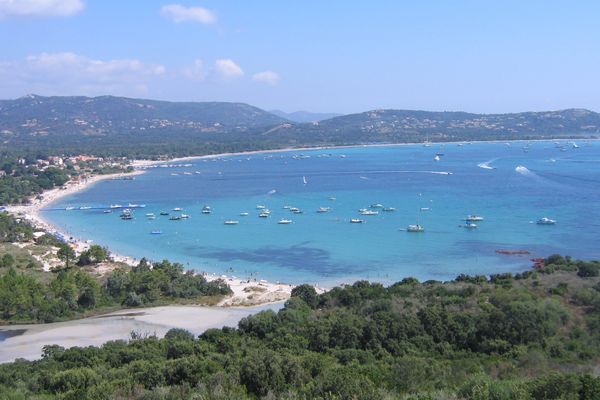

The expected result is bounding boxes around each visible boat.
[382,207,396,212]
[202,206,212,214]
[463,223,478,229]
[103,210,112,214]
[159,211,169,216]
[173,207,183,211]
[65,206,75,210]
[239,212,249,216]
[536,217,556,225]
[370,203,383,208]
[169,216,181,221]
[360,210,379,215]
[145,213,155,217]
[434,155,441,161]
[303,176,307,185]
[419,207,430,211]
[256,205,266,210]
[151,230,162,235]
[278,219,293,224]
[292,209,303,214]
[572,142,579,148]
[350,218,364,223]
[110,204,122,209]
[259,212,270,218]
[283,205,291,209]
[79,206,91,210]
[328,197,336,201]
[465,215,484,222]
[316,207,330,213]
[180,214,190,219]
[128,203,145,208]
[224,220,239,225]
[406,224,425,232]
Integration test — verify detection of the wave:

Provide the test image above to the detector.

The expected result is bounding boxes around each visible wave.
[515,165,535,177]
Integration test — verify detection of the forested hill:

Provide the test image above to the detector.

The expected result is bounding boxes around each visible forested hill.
[1,94,599,158]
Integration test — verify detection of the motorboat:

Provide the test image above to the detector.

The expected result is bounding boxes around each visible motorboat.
[180,214,190,219]
[292,209,303,214]
[256,205,266,210]
[202,206,212,214]
[360,210,379,216]
[159,211,169,216]
[278,219,293,224]
[224,220,239,225]
[151,230,162,235]
[406,224,425,232]
[110,204,122,209]
[464,223,478,229]
[420,207,430,211]
[65,206,75,210]
[103,210,112,214]
[370,203,383,208]
[239,212,249,216]
[173,207,183,211]
[382,207,396,212]
[316,207,331,213]
[350,218,364,223]
[259,212,270,218]
[537,217,556,225]
[434,155,441,161]
[169,216,181,221]
[79,206,91,210]
[465,215,484,222]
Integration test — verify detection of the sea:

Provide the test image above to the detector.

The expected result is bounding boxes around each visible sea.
[42,140,600,286]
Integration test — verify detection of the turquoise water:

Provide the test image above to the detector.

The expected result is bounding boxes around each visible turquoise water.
[42,141,600,285]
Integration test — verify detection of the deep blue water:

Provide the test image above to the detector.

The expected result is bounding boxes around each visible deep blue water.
[42,141,600,286]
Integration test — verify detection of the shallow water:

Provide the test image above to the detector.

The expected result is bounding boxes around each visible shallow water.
[43,140,600,285]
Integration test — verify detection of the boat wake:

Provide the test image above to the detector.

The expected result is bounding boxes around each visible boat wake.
[477,159,497,170]
[515,165,535,177]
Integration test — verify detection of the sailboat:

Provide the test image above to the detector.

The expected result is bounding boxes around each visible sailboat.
[303,176,307,185]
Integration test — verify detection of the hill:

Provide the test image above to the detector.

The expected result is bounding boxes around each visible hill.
[1,95,599,158]
[269,109,343,122]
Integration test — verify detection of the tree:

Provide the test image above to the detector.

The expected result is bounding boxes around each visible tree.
[0,253,14,268]
[57,244,76,269]
[291,284,319,308]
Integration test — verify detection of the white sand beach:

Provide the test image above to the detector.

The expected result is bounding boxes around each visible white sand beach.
[0,303,281,363]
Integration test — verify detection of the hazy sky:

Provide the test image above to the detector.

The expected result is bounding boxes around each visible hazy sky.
[1,0,599,113]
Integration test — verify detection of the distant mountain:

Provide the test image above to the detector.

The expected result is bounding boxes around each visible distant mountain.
[272,108,600,145]
[0,95,598,157]
[269,109,342,123]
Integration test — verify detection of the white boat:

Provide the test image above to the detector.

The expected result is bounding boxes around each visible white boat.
[239,212,249,216]
[259,212,270,218]
[103,210,112,214]
[278,219,293,224]
[382,207,396,212]
[202,206,212,214]
[303,176,307,185]
[407,224,425,232]
[537,217,556,225]
[463,223,478,229]
[145,213,155,217]
[65,206,75,211]
[183,172,192,175]
[360,210,379,215]
[79,206,91,210]
[572,142,579,148]
[151,230,162,235]
[292,209,303,214]
[180,214,190,219]
[224,220,239,225]
[465,215,484,222]
[316,207,331,213]
[434,155,441,161]
[173,207,183,211]
[328,197,336,201]
[147,215,156,220]
[289,207,300,212]
[110,204,122,209]
[283,205,291,209]
[256,205,266,210]
[370,203,383,208]
[350,218,364,223]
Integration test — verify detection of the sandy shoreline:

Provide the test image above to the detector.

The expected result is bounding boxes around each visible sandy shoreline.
[0,303,282,363]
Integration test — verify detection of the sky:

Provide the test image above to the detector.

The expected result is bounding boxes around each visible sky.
[1,0,600,114]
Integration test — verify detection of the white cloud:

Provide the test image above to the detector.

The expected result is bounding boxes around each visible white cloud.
[0,0,84,18]
[182,59,206,81]
[214,59,244,79]
[161,4,216,24]
[0,52,165,96]
[252,70,280,85]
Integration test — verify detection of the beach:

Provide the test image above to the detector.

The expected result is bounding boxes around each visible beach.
[0,303,282,363]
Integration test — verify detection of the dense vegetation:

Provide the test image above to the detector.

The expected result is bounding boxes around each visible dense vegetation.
[0,213,231,323]
[1,255,600,399]
[1,95,598,159]
[0,161,72,205]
